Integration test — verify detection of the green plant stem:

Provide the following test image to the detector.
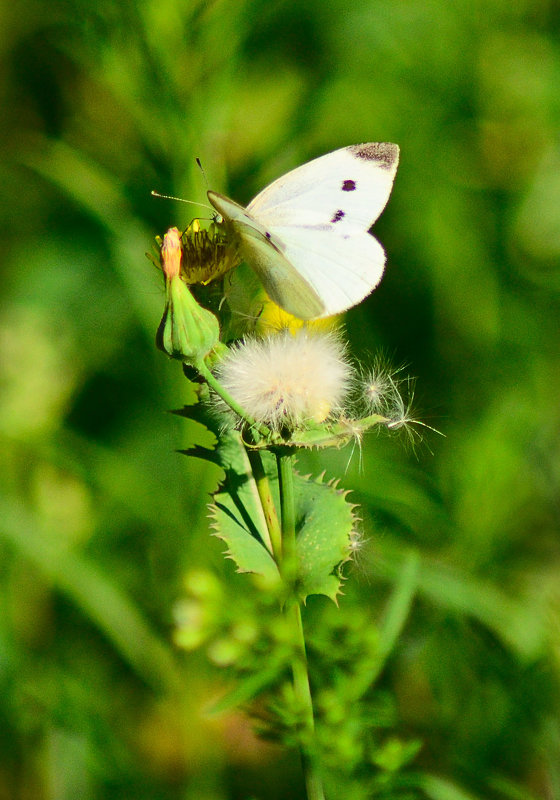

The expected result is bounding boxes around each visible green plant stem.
[276,452,296,566]
[245,447,282,561]
[277,451,326,800]
[287,601,325,800]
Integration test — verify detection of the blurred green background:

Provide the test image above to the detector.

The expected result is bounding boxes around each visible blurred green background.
[1,0,560,797]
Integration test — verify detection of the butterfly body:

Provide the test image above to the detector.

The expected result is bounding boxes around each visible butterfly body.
[208,142,399,320]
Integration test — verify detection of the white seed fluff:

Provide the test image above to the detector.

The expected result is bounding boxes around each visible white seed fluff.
[357,357,406,417]
[214,328,353,431]
[362,366,395,413]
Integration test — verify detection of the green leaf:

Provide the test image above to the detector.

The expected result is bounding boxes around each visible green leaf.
[210,442,357,600]
[371,736,422,771]
[419,774,484,800]
[207,661,283,715]
[294,473,357,603]
[287,413,388,449]
[376,550,420,667]
[210,440,280,580]
[210,489,279,581]
[375,543,547,659]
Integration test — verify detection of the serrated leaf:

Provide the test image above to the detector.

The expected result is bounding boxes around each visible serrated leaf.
[210,491,279,581]
[211,446,357,601]
[172,385,221,457]
[294,473,356,602]
[211,444,279,580]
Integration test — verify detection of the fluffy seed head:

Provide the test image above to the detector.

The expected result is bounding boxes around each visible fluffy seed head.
[213,328,353,431]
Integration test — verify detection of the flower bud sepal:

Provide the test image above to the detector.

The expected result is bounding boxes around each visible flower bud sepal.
[156,274,220,367]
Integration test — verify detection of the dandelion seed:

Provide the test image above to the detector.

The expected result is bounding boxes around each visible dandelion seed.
[348,528,365,559]
[213,328,353,432]
[386,378,444,453]
[339,418,366,474]
[353,354,408,419]
[362,359,396,413]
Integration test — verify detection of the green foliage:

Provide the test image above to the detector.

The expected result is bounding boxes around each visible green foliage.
[210,458,281,583]
[291,472,356,602]
[210,449,357,601]
[173,568,424,798]
[181,389,360,602]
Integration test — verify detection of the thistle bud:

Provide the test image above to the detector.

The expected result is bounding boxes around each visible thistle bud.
[156,228,220,366]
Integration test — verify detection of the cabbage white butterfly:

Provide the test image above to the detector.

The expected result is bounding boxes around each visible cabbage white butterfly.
[208,142,399,320]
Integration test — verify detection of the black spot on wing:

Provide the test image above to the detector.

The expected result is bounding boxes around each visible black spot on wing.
[342,179,356,192]
[331,209,345,223]
[349,142,399,170]
[261,230,286,253]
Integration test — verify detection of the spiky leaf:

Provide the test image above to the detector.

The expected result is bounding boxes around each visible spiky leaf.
[210,444,280,582]
[211,449,357,602]
[210,493,280,581]
[294,473,357,602]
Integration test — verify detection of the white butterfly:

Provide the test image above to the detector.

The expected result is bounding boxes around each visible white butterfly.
[207,142,399,320]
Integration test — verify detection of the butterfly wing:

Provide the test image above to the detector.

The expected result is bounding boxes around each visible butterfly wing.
[208,191,326,319]
[209,143,399,319]
[264,224,387,318]
[247,143,399,233]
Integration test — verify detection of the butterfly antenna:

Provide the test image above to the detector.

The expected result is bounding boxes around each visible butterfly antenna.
[195,157,209,190]
[151,190,213,214]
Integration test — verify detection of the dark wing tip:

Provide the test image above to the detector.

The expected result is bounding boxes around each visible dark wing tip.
[349,142,400,170]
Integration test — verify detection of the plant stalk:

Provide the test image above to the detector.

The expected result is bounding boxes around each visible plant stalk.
[276,452,296,566]
[245,447,283,561]
[277,451,325,800]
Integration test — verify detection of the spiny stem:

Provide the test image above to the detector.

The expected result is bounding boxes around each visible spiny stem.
[277,451,325,800]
